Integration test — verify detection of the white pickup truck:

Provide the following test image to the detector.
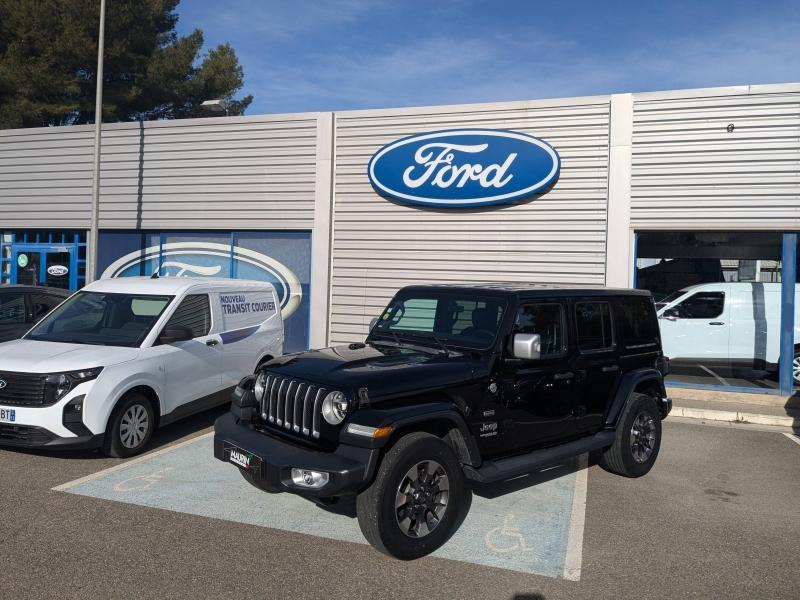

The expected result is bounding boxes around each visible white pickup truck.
[656,282,799,384]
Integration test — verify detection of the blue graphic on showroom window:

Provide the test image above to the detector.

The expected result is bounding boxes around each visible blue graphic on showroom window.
[368,129,560,208]
[97,231,311,352]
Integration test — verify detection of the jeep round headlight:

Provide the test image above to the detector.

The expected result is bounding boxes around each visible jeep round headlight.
[321,391,349,425]
[253,372,267,401]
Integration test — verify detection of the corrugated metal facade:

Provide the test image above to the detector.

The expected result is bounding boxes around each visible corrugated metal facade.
[328,99,611,344]
[630,87,800,229]
[0,113,319,230]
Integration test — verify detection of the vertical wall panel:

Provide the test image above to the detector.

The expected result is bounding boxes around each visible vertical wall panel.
[0,113,320,230]
[329,98,611,344]
[631,87,800,229]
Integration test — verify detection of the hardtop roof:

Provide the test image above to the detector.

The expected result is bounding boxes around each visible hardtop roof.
[398,283,653,299]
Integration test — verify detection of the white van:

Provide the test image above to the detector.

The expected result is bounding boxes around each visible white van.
[0,277,283,456]
[656,282,799,384]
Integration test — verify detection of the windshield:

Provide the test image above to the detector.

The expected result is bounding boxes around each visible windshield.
[25,291,173,347]
[369,292,507,350]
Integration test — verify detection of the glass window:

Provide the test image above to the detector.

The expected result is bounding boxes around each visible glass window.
[0,292,26,324]
[25,292,172,347]
[30,293,64,321]
[514,303,567,358]
[371,291,506,350]
[667,292,724,319]
[576,302,615,352]
[165,294,211,338]
[618,297,659,349]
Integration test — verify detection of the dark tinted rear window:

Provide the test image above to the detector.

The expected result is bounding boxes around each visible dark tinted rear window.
[617,297,660,349]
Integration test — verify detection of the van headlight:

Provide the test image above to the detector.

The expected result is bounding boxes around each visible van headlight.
[45,367,104,404]
[321,391,349,425]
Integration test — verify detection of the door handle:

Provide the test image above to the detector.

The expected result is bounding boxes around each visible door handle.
[708,322,725,326]
[602,365,620,373]
[206,339,219,347]
[553,371,574,381]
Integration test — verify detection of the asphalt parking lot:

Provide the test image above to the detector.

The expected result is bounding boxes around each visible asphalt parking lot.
[1,412,799,600]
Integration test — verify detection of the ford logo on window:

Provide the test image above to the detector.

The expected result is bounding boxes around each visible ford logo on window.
[47,265,69,277]
[368,129,560,208]
[100,242,302,319]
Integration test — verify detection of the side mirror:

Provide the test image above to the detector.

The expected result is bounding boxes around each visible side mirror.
[660,308,680,321]
[513,333,541,360]
[158,324,193,344]
[368,317,378,331]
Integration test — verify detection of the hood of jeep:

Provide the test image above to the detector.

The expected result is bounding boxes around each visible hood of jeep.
[263,343,482,401]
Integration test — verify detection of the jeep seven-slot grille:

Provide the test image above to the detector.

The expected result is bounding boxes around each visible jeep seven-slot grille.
[0,371,48,406]
[260,374,325,438]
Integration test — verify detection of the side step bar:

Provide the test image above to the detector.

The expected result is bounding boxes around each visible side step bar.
[463,430,615,484]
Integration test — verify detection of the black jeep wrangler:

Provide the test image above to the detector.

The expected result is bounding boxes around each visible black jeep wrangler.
[214,285,671,560]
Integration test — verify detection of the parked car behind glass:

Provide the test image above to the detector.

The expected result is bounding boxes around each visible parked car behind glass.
[0,285,71,343]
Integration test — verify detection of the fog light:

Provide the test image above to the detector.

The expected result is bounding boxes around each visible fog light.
[290,468,329,489]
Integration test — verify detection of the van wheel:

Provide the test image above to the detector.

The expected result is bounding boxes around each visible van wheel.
[598,393,662,478]
[102,393,155,458]
[239,469,282,494]
[356,432,466,560]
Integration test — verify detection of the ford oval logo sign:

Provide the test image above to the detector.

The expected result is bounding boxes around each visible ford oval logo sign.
[0,379,6,390]
[368,129,560,208]
[100,242,302,319]
[47,265,69,277]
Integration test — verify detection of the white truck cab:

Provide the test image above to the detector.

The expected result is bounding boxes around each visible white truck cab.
[0,277,283,456]
[656,282,799,384]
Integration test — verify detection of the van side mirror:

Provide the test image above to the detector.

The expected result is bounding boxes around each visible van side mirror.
[159,324,193,344]
[661,307,680,320]
[513,333,541,360]
[368,317,378,331]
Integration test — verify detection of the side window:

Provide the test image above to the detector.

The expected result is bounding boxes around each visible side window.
[31,294,64,321]
[671,292,725,319]
[165,294,211,338]
[391,298,436,332]
[575,301,615,352]
[514,303,567,358]
[0,292,26,324]
[618,297,660,349]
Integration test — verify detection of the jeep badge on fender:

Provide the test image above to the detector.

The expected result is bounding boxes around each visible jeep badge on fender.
[214,284,671,560]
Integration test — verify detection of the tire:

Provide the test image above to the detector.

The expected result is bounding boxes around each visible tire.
[239,468,282,494]
[597,392,662,478]
[793,348,800,386]
[356,432,467,560]
[102,393,156,458]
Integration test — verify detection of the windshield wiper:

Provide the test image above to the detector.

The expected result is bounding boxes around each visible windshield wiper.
[429,334,453,356]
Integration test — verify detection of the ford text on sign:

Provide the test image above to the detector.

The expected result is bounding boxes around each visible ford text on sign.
[368,129,560,208]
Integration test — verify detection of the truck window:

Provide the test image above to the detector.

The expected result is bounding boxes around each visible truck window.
[618,297,659,349]
[166,294,211,338]
[575,301,615,352]
[391,298,437,332]
[514,303,567,357]
[670,292,724,319]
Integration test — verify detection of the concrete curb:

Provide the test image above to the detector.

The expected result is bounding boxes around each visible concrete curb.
[671,405,798,428]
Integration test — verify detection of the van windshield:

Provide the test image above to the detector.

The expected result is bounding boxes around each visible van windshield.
[25,291,173,347]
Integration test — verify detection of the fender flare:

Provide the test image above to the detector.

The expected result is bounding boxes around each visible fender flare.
[342,402,482,467]
[604,368,666,427]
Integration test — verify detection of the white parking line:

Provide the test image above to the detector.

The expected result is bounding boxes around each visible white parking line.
[51,431,213,492]
[782,432,800,447]
[562,454,588,581]
[697,364,730,387]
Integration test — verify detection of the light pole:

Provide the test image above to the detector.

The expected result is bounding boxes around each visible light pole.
[87,0,106,283]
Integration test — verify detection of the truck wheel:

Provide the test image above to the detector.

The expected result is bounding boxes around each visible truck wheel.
[356,432,466,560]
[102,393,155,458]
[597,392,662,478]
[793,348,800,386]
[239,469,282,494]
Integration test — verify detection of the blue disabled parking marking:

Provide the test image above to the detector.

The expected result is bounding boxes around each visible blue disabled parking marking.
[54,433,586,579]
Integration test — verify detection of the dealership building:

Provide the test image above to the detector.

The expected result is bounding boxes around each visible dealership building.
[1,82,797,396]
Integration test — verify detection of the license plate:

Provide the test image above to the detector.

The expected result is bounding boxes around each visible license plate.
[0,408,16,423]
[225,445,261,471]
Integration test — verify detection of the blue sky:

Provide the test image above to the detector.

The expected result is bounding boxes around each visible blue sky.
[176,0,800,115]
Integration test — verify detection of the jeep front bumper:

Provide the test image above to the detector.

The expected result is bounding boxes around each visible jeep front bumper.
[213,412,380,498]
